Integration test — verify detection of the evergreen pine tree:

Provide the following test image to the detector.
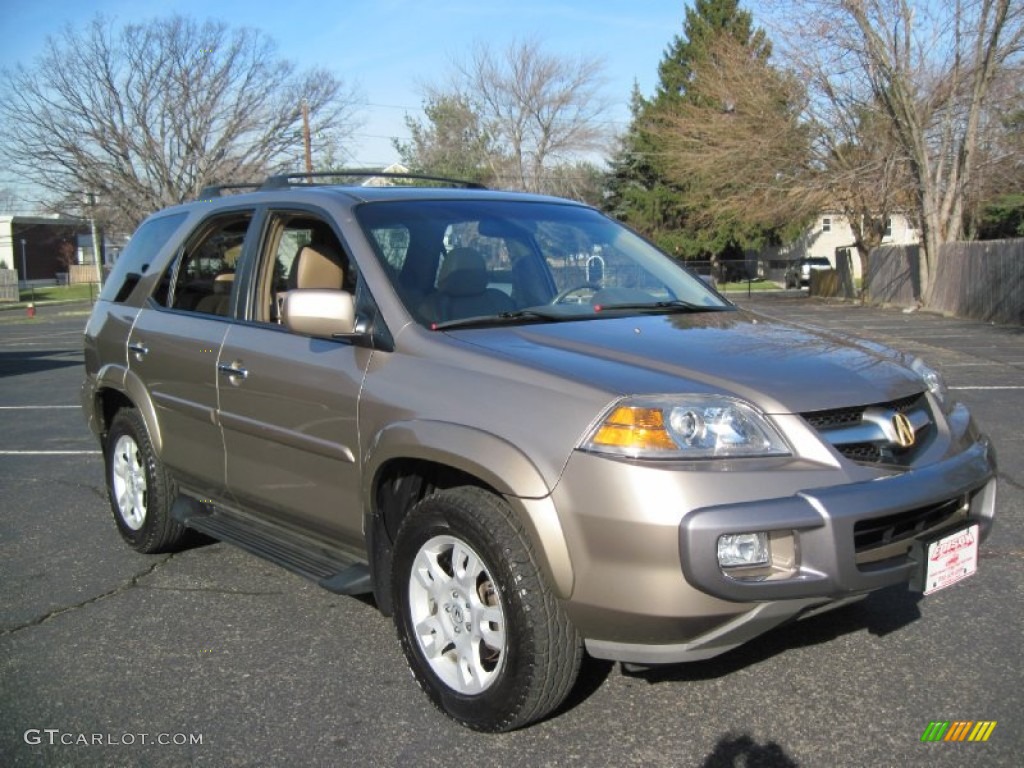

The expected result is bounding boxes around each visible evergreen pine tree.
[604,0,774,263]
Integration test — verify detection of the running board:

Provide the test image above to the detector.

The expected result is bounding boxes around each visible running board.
[172,497,373,595]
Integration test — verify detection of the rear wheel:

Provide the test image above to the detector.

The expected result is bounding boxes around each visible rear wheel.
[105,408,189,553]
[392,486,582,731]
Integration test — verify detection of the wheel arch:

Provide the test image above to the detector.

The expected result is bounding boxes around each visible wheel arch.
[92,365,164,457]
[363,421,575,614]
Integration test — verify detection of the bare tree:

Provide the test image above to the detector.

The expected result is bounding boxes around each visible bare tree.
[820,107,919,290]
[766,0,1024,300]
[962,65,1024,236]
[542,160,607,206]
[0,15,361,233]
[444,38,611,193]
[0,187,18,213]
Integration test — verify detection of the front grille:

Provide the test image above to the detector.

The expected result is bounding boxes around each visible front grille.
[853,497,965,552]
[803,406,863,430]
[836,442,882,462]
[801,392,932,466]
[803,393,921,431]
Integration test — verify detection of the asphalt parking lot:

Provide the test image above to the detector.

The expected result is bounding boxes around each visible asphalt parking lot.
[1,294,1021,767]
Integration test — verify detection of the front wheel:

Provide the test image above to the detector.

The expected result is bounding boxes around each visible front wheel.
[392,486,582,731]
[105,408,189,553]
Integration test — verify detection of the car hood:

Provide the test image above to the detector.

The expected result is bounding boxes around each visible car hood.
[448,309,925,414]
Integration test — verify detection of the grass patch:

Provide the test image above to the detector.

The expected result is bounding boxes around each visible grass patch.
[716,280,782,292]
[19,283,98,303]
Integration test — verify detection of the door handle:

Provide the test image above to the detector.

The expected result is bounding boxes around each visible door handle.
[128,342,148,360]
[217,361,249,381]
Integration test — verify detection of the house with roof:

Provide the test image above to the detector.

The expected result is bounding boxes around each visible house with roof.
[0,214,98,287]
[764,212,920,282]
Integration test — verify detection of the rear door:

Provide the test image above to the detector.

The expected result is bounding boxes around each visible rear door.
[127,209,257,499]
[217,210,371,546]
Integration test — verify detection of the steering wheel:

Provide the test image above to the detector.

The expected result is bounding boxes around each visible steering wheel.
[551,283,602,305]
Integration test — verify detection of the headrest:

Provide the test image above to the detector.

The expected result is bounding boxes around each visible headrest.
[212,272,234,295]
[297,244,344,290]
[438,247,488,297]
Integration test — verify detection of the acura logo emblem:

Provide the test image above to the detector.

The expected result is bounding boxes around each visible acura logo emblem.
[892,412,915,448]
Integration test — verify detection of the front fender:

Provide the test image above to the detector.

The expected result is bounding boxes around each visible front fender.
[364,420,575,597]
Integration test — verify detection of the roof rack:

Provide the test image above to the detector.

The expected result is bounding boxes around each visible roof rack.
[196,183,262,200]
[260,170,487,190]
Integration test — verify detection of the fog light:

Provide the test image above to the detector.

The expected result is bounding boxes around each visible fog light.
[717,532,770,568]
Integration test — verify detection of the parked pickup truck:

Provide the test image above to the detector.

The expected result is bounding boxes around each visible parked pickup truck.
[82,172,998,731]
[785,256,833,288]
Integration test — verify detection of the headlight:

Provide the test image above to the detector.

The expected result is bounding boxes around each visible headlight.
[911,357,949,407]
[581,395,791,459]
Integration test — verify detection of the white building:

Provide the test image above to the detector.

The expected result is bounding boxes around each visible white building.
[0,214,92,284]
[765,212,920,281]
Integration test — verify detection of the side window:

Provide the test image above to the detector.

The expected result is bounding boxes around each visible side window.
[99,212,188,303]
[161,213,254,315]
[255,212,355,324]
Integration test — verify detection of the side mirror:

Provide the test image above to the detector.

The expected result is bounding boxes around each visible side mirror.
[282,289,360,339]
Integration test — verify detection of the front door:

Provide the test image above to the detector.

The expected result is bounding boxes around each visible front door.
[218,211,370,546]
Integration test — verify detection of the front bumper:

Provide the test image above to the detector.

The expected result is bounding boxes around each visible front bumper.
[587,594,867,665]
[552,433,996,665]
[680,437,996,602]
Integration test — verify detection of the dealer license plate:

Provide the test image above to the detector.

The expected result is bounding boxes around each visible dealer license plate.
[922,524,979,595]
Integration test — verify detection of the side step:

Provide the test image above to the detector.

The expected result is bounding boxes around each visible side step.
[172,497,373,595]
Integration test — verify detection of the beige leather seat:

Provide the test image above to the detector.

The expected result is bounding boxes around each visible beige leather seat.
[195,272,234,315]
[294,244,345,290]
[419,247,514,324]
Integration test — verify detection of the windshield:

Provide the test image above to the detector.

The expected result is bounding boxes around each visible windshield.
[355,199,730,328]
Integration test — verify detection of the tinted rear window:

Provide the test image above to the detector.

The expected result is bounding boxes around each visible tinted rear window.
[99,212,189,303]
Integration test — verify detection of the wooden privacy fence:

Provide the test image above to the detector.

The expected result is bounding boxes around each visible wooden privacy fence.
[865,245,920,307]
[69,264,99,284]
[809,249,857,298]
[867,240,1023,325]
[930,240,1024,325]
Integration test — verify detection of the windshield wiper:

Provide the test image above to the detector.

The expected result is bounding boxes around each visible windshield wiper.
[431,301,731,330]
[431,307,567,331]
[593,300,731,314]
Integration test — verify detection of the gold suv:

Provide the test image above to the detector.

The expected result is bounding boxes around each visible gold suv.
[82,172,998,731]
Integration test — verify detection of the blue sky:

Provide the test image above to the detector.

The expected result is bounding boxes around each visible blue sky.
[0,0,694,166]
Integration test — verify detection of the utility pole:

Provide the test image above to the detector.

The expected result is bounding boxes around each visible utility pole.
[19,238,27,290]
[302,100,313,174]
[86,192,103,288]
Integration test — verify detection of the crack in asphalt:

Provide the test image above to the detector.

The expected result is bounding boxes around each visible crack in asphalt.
[0,554,177,637]
[140,585,285,596]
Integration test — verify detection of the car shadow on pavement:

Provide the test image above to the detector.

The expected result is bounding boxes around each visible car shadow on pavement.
[701,733,799,768]
[627,584,922,686]
[0,349,83,377]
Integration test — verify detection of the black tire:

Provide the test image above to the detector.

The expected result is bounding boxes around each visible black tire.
[391,486,582,732]
[105,408,189,553]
